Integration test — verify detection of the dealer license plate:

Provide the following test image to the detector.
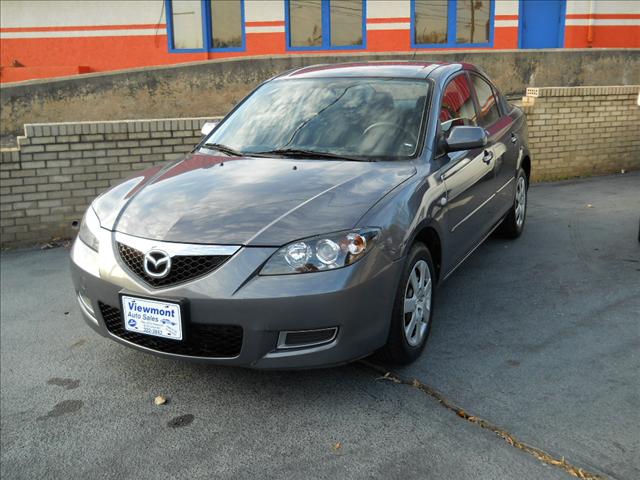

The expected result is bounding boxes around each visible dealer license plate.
[121,295,183,341]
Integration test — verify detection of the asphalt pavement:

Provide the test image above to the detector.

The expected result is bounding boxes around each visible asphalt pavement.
[1,172,639,479]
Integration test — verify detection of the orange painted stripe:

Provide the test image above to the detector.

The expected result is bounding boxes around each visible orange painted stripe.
[0,23,165,33]
[366,17,411,24]
[245,20,285,27]
[495,15,518,20]
[565,14,640,20]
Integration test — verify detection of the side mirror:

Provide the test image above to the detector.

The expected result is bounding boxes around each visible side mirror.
[446,126,487,151]
[201,121,219,136]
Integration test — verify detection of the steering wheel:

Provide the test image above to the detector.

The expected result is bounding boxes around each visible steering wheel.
[363,122,418,146]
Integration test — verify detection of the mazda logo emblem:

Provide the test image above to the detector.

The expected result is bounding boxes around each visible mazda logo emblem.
[143,250,171,278]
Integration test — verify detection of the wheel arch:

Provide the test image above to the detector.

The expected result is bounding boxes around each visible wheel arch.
[518,149,532,184]
[408,221,444,284]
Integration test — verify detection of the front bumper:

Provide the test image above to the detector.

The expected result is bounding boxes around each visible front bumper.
[70,230,403,369]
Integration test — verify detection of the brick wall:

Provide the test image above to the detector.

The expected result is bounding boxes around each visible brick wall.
[522,85,639,181]
[0,118,219,246]
[1,85,639,247]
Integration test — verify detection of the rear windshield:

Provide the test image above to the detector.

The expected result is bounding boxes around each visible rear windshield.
[204,78,430,160]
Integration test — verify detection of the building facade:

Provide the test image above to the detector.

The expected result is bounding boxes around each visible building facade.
[1,0,638,83]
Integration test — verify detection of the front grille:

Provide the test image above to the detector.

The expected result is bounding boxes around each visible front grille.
[117,243,229,288]
[99,302,243,358]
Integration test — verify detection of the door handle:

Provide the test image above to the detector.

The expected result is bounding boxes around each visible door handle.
[510,133,518,144]
[482,150,493,164]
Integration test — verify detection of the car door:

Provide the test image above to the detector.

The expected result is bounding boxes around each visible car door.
[469,73,518,223]
[437,72,497,271]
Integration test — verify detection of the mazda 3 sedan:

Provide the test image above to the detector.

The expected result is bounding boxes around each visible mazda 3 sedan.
[71,62,530,368]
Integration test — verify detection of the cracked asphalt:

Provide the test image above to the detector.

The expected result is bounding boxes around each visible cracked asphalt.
[1,172,639,479]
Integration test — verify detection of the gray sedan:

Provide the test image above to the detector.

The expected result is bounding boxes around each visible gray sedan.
[70,61,530,368]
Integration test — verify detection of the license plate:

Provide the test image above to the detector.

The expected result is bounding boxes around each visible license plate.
[121,295,183,341]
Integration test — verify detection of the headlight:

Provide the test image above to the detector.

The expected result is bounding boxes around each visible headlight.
[78,207,100,252]
[260,228,380,275]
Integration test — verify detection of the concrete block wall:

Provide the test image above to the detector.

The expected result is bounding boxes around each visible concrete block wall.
[3,49,640,141]
[522,85,639,181]
[1,85,639,247]
[0,118,219,246]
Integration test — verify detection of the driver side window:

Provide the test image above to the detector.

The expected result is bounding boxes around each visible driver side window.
[471,74,501,128]
[440,74,477,138]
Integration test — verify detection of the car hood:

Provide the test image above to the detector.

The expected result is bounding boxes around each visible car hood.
[95,153,415,246]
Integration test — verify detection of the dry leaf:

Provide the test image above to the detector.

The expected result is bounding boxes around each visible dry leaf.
[332,442,342,451]
[154,395,167,405]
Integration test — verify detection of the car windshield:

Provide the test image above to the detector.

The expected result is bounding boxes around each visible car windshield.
[203,78,429,161]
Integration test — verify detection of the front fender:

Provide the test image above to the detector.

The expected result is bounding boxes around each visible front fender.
[357,162,447,262]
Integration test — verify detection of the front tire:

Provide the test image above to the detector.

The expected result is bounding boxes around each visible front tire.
[497,168,528,238]
[378,243,435,365]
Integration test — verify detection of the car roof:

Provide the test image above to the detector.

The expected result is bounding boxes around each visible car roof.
[274,61,476,80]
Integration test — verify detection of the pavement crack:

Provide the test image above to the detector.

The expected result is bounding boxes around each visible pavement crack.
[360,361,603,480]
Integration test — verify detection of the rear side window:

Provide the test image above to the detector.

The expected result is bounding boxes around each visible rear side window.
[471,75,501,127]
[440,74,477,137]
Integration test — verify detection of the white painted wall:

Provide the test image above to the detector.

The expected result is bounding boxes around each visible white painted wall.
[495,0,519,17]
[367,0,410,19]
[244,0,284,22]
[566,0,640,15]
[0,0,165,28]
[2,0,636,33]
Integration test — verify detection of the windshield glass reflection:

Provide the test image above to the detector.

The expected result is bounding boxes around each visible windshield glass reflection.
[204,78,429,160]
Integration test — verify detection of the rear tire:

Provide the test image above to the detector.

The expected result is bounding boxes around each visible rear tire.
[496,167,528,239]
[378,243,435,366]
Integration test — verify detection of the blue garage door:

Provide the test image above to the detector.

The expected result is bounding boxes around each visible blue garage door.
[520,0,566,49]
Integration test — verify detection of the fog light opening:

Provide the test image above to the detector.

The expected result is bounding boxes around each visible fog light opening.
[77,291,98,324]
[277,327,338,350]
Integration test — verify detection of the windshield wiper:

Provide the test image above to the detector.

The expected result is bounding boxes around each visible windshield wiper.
[202,143,244,157]
[252,148,366,162]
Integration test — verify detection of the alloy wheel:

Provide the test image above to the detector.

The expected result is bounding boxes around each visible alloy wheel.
[403,260,432,347]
